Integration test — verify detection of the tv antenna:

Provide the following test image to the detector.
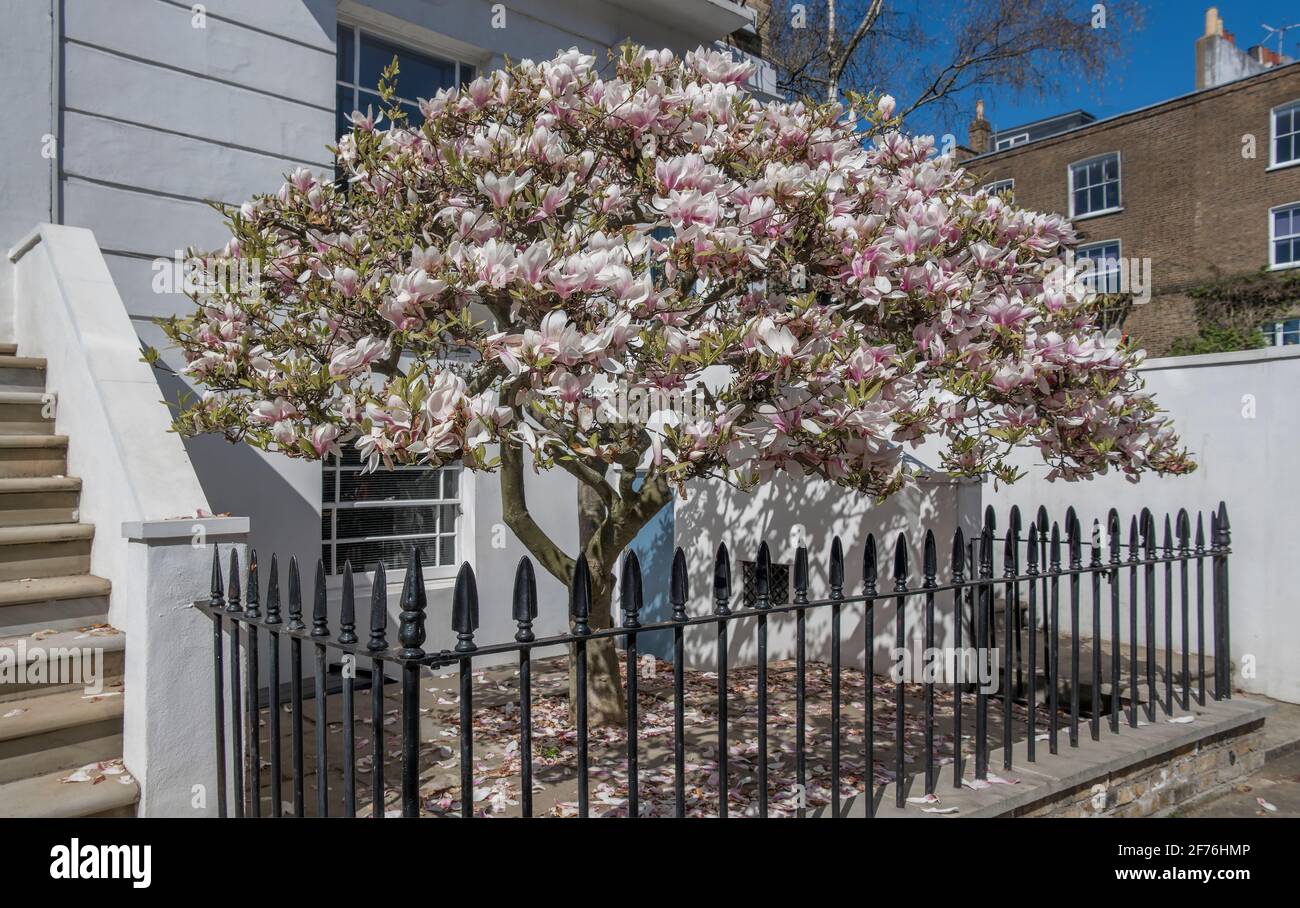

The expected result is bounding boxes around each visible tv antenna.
[1261,22,1300,59]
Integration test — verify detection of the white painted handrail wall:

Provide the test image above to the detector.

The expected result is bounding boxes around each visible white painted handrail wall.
[7,223,246,815]
[7,223,212,586]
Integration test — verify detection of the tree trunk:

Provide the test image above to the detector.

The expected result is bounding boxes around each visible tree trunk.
[568,481,627,726]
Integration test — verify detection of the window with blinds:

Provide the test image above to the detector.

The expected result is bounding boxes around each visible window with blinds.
[321,446,461,575]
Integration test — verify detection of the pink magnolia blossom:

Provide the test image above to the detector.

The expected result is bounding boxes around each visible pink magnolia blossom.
[164,43,1191,502]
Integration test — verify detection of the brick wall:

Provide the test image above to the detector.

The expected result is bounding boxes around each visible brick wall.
[968,64,1300,355]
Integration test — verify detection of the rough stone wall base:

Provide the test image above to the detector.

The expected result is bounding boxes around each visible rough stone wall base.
[1021,720,1265,818]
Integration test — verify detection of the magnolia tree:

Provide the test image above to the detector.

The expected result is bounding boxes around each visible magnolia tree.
[161,45,1192,724]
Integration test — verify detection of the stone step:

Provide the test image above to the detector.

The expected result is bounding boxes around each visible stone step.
[0,760,138,817]
[0,573,111,608]
[0,522,94,582]
[0,624,125,699]
[0,344,16,356]
[0,435,67,478]
[0,575,111,637]
[0,356,46,394]
[0,391,54,435]
[0,476,81,527]
[0,681,125,784]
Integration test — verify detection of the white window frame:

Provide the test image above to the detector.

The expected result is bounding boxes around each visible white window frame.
[1269,99,1300,171]
[1261,318,1300,346]
[995,133,1028,151]
[1269,201,1300,271]
[1074,238,1123,294]
[1067,152,1123,220]
[322,457,466,585]
[335,19,478,130]
[984,178,1015,197]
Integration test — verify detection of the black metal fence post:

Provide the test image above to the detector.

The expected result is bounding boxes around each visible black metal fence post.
[1195,514,1207,706]
[711,545,730,819]
[1213,503,1232,700]
[1048,523,1060,755]
[265,555,283,817]
[1067,515,1081,748]
[1127,517,1140,729]
[514,557,538,819]
[755,541,771,817]
[922,531,937,792]
[793,543,808,818]
[1142,511,1157,722]
[397,553,427,817]
[367,564,388,818]
[975,526,991,778]
[1089,520,1102,742]
[1108,512,1121,734]
[1025,525,1038,762]
[1163,516,1175,716]
[310,559,330,817]
[893,534,909,805]
[620,552,642,818]
[339,561,358,818]
[570,554,593,819]
[209,550,227,818]
[863,535,878,815]
[453,561,479,819]
[1001,520,1016,770]
[829,536,844,816]
[950,528,965,783]
[245,552,262,817]
[226,550,245,818]
[287,557,306,816]
[670,548,689,818]
[1177,511,1191,712]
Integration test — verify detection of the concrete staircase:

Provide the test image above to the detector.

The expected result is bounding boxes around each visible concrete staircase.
[0,343,137,816]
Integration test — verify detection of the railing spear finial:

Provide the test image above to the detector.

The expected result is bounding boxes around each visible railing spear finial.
[452,562,479,653]
[514,557,539,642]
[339,560,358,645]
[397,551,427,659]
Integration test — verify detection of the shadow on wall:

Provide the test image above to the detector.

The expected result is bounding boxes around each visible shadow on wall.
[670,474,981,675]
[152,367,323,591]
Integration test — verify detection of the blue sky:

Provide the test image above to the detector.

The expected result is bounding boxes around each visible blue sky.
[915,0,1298,143]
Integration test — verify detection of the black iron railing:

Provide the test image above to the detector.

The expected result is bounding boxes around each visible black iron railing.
[198,501,1233,818]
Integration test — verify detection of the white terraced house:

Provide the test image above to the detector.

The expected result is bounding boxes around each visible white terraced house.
[0,0,835,818]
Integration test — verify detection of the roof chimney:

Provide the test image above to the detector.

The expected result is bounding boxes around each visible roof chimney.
[967,99,992,155]
[1197,6,1272,89]
[1204,7,1222,37]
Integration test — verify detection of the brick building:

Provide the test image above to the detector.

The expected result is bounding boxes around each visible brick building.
[958,10,1300,355]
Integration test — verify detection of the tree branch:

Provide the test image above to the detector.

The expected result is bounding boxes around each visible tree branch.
[499,437,574,586]
[828,0,885,97]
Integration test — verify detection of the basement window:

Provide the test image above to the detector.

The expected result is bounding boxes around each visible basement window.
[1271,202,1300,269]
[740,561,791,609]
[321,446,461,575]
[1068,152,1121,219]
[1273,100,1300,167]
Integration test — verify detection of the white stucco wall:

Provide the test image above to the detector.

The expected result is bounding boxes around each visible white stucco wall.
[982,345,1300,704]
[0,0,55,335]
[673,474,983,672]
